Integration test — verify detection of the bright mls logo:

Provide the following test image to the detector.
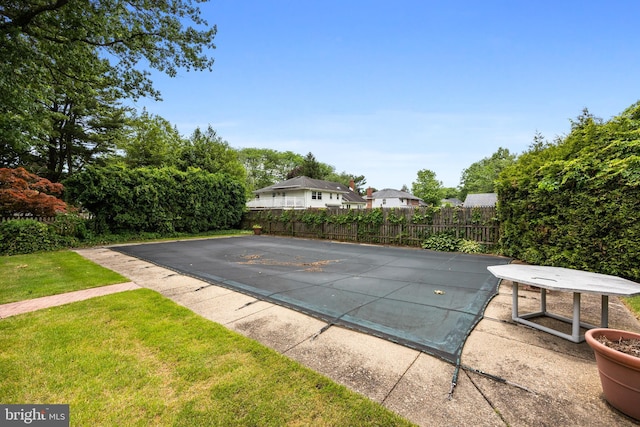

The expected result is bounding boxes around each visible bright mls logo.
[1,405,69,426]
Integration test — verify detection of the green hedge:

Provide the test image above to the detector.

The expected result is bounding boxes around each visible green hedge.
[0,219,80,255]
[64,166,246,234]
[496,102,640,280]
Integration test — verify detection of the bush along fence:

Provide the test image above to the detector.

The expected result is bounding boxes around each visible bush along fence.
[0,213,92,255]
[242,206,499,251]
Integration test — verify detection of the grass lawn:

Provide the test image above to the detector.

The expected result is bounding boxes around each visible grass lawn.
[624,295,640,319]
[0,251,128,304]
[0,289,414,426]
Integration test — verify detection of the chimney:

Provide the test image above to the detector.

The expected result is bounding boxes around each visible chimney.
[366,187,373,209]
[349,179,355,191]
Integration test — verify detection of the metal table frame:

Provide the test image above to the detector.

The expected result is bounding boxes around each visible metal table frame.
[511,282,608,343]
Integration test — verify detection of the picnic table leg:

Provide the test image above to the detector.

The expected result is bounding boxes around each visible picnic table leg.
[540,288,547,315]
[601,295,609,327]
[572,292,581,341]
[512,282,519,321]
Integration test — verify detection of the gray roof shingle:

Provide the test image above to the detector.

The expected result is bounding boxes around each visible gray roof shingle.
[463,193,497,207]
[371,188,422,201]
[254,176,345,193]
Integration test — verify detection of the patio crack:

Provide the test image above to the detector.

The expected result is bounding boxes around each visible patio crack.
[380,351,421,405]
[463,368,511,426]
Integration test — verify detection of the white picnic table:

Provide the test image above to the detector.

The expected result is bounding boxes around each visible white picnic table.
[487,264,640,343]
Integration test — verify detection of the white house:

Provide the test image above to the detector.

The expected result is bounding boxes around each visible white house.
[247,176,366,210]
[367,188,424,208]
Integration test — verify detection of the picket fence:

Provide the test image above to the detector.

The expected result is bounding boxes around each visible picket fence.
[242,206,500,247]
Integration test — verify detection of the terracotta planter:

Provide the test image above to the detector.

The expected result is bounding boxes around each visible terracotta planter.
[252,227,262,235]
[585,328,640,420]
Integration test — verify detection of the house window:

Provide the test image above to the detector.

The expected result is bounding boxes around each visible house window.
[329,193,333,199]
[382,199,386,205]
[312,191,322,200]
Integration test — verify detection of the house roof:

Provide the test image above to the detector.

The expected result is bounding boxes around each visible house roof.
[341,188,366,204]
[254,176,366,204]
[255,176,347,194]
[463,193,497,207]
[442,198,463,207]
[371,188,422,201]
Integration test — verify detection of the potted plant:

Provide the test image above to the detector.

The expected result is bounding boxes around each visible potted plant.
[252,224,262,235]
[585,328,640,421]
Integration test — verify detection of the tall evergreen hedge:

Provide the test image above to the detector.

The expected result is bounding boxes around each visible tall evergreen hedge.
[496,102,640,280]
[64,166,246,234]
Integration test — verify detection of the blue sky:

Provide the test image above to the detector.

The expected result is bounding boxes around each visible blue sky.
[132,0,640,189]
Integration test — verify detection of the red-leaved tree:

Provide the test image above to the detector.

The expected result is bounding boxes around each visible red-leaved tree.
[0,167,68,216]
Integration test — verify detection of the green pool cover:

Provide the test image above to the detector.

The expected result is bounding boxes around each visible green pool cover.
[114,235,510,364]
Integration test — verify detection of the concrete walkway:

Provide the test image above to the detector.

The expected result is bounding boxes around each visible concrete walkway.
[3,245,640,426]
[0,282,140,318]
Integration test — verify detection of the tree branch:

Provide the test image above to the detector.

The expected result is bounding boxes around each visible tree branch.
[0,0,71,33]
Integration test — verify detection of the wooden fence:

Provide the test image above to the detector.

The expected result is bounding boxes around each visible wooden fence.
[0,213,93,224]
[0,215,58,223]
[2,208,500,248]
[242,206,500,247]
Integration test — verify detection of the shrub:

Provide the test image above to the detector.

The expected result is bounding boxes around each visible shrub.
[49,213,90,239]
[458,239,484,254]
[64,166,246,234]
[0,220,64,255]
[421,232,460,252]
[497,102,640,280]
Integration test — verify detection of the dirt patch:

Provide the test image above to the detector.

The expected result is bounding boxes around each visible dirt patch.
[597,335,640,358]
[238,254,340,272]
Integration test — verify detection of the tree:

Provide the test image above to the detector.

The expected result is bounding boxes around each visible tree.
[441,187,460,199]
[528,130,553,153]
[120,110,183,169]
[0,167,67,215]
[1,0,216,174]
[240,148,367,193]
[238,148,304,191]
[301,152,323,179]
[411,169,444,206]
[177,126,246,183]
[458,147,517,200]
[287,152,327,179]
[37,79,129,182]
[1,38,128,174]
[325,172,367,194]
